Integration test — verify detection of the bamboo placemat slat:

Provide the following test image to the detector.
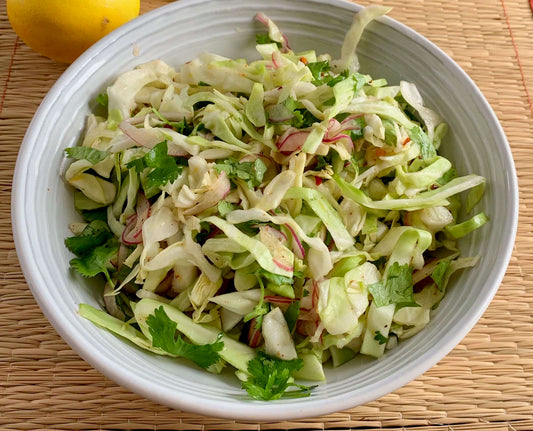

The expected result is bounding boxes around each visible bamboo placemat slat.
[1,0,532,429]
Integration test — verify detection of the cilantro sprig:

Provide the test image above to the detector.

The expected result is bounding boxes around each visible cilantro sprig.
[65,147,110,165]
[152,108,193,135]
[308,61,331,86]
[282,97,319,128]
[431,260,451,291]
[409,126,436,161]
[284,301,300,334]
[69,238,119,284]
[256,33,282,48]
[242,352,316,400]
[146,306,224,369]
[65,220,112,257]
[214,157,267,190]
[127,141,185,198]
[368,262,416,307]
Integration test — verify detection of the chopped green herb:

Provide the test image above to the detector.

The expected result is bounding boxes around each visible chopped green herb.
[256,33,281,47]
[368,262,414,307]
[431,260,451,291]
[69,238,119,284]
[95,93,108,108]
[127,141,185,198]
[152,108,194,135]
[65,220,112,257]
[409,126,436,161]
[65,147,110,165]
[242,351,315,401]
[214,157,267,190]
[80,207,108,222]
[146,306,224,369]
[284,301,300,333]
[307,60,330,86]
[326,69,349,87]
[436,167,457,185]
[256,268,294,286]
[374,330,388,345]
[218,200,237,218]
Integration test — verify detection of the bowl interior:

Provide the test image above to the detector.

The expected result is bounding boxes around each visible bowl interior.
[12,0,517,420]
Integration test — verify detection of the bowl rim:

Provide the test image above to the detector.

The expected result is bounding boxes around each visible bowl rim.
[12,0,519,420]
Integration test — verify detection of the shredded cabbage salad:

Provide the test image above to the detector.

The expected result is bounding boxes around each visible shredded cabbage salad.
[64,6,488,400]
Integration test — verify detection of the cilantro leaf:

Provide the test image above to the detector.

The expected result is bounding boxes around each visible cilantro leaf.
[256,268,294,286]
[409,126,436,161]
[350,117,366,140]
[256,33,281,47]
[284,301,300,333]
[436,167,457,185]
[281,97,319,128]
[326,69,349,87]
[95,93,108,108]
[146,306,224,369]
[282,96,299,112]
[217,200,237,217]
[242,352,314,401]
[293,270,304,278]
[292,108,319,128]
[374,330,388,345]
[314,155,330,171]
[152,108,194,135]
[234,220,266,236]
[65,147,110,165]
[368,262,414,307]
[194,222,213,246]
[352,73,368,92]
[431,260,451,291]
[214,157,267,189]
[65,220,112,257]
[244,275,269,323]
[127,141,185,198]
[80,207,108,222]
[69,238,118,283]
[307,61,330,85]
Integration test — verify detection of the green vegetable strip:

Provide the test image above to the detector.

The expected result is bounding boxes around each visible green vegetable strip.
[284,187,353,251]
[204,216,293,277]
[334,174,485,211]
[445,212,488,239]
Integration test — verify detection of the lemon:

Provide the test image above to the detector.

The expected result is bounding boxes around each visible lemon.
[7,0,140,64]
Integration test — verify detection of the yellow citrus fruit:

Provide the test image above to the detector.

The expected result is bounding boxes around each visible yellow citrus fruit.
[7,0,140,64]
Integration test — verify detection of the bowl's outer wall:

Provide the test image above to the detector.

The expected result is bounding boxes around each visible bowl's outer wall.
[12,0,518,420]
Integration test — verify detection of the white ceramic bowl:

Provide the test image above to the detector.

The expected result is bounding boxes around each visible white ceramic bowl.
[12,0,518,420]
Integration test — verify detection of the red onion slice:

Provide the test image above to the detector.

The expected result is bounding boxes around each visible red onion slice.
[273,259,294,272]
[276,130,309,155]
[265,295,295,305]
[340,114,363,124]
[271,51,281,69]
[261,225,287,243]
[323,133,351,143]
[118,119,187,157]
[121,193,150,245]
[248,317,263,348]
[255,12,269,26]
[284,223,305,260]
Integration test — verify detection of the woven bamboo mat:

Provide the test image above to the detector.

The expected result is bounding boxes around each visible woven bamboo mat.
[1,0,532,429]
